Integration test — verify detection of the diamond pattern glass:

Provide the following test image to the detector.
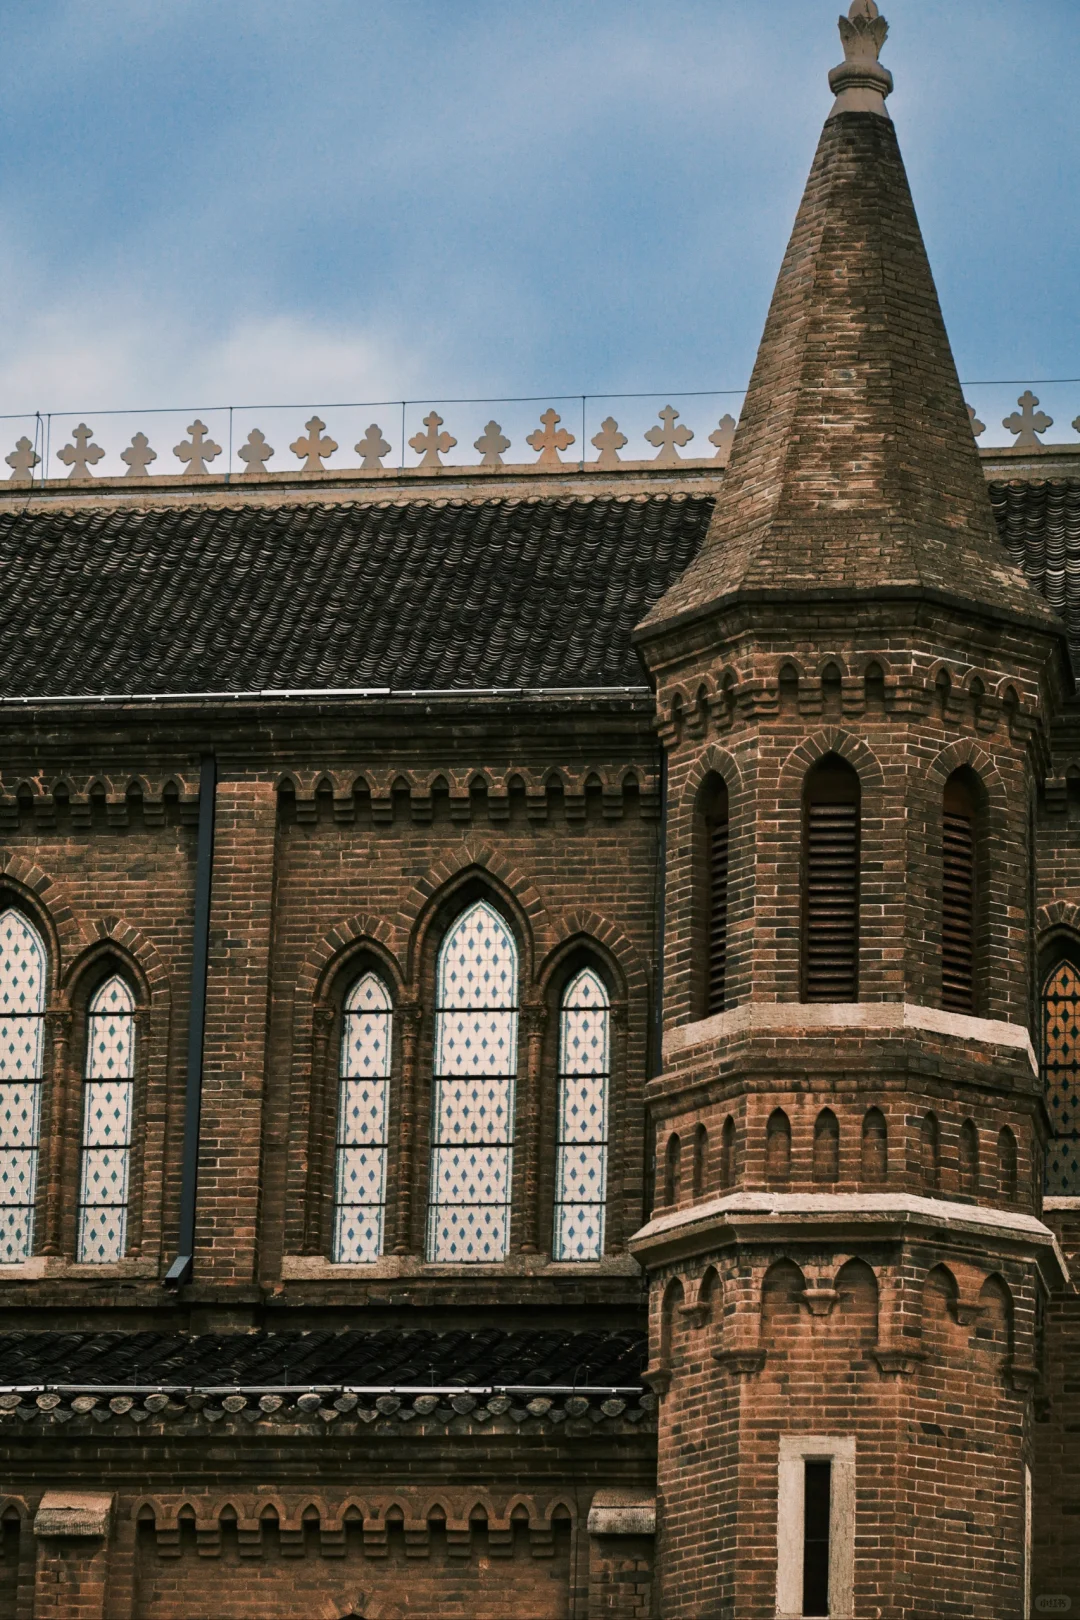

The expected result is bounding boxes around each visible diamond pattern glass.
[427,901,518,1262]
[77,976,134,1263]
[333,972,392,1263]
[1044,961,1080,1194]
[553,967,609,1261]
[0,910,45,1262]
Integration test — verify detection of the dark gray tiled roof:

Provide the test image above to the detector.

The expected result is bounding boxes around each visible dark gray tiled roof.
[0,481,1074,700]
[0,493,711,697]
[989,479,1080,662]
[0,1328,646,1390]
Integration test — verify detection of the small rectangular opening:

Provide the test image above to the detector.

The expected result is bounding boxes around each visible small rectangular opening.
[802,1458,832,1616]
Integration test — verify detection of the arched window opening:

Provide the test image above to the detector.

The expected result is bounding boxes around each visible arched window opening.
[427,899,519,1262]
[861,1108,888,1183]
[802,756,860,1003]
[333,971,392,1263]
[864,662,885,712]
[663,1133,681,1207]
[766,1109,791,1183]
[720,1115,736,1189]
[0,909,47,1262]
[942,769,982,1014]
[919,1112,940,1191]
[552,966,610,1261]
[76,975,136,1263]
[691,1123,708,1199]
[812,1109,839,1184]
[958,1119,980,1196]
[701,777,729,1017]
[1042,958,1080,1194]
[997,1127,1018,1201]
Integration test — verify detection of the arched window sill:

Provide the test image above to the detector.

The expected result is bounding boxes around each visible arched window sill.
[280,1253,641,1281]
[0,1257,157,1281]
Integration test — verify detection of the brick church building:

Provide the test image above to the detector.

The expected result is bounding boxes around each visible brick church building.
[0,3,1078,1615]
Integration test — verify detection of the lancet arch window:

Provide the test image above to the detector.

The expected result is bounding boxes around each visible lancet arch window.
[77,975,136,1264]
[333,971,393,1263]
[942,769,984,1014]
[802,755,860,1002]
[1042,955,1080,1194]
[552,966,610,1261]
[427,899,519,1263]
[699,776,729,1016]
[0,909,47,1263]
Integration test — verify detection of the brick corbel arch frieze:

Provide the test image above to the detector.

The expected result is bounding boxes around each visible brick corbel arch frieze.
[399,838,551,985]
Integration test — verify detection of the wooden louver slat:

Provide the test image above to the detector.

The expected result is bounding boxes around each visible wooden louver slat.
[942,809,975,1012]
[707,815,729,1015]
[804,800,859,1002]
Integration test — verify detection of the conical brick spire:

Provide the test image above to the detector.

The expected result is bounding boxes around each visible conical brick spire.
[640,2,1058,638]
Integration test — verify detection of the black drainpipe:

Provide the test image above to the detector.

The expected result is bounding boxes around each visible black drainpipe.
[644,748,668,1221]
[165,753,217,1289]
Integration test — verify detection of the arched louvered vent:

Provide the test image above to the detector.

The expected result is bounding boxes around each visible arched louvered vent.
[802,756,860,1002]
[705,778,729,1015]
[942,772,978,1013]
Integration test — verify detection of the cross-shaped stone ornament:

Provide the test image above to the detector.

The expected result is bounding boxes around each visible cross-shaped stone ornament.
[645,404,694,467]
[1003,391,1052,449]
[238,429,274,476]
[120,433,157,477]
[708,414,737,465]
[474,421,511,468]
[590,417,627,470]
[355,424,392,470]
[290,416,338,472]
[5,437,39,484]
[409,412,457,469]
[174,420,222,477]
[966,404,985,439]
[526,408,575,469]
[57,424,105,480]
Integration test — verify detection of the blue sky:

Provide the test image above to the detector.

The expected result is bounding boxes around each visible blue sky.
[0,1,1075,459]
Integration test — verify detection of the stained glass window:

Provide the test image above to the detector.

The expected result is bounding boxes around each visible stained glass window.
[0,909,46,1263]
[333,972,392,1263]
[77,975,135,1263]
[1043,960,1080,1194]
[427,899,518,1262]
[553,967,609,1261]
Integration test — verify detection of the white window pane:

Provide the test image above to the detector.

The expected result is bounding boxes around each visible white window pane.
[86,1011,134,1080]
[0,1148,36,1208]
[333,1204,384,1264]
[0,1017,44,1082]
[341,1007,392,1080]
[556,1143,607,1204]
[79,1147,130,1207]
[432,1144,511,1207]
[338,1078,388,1147]
[335,1146,386,1209]
[0,1205,32,1263]
[77,1204,127,1264]
[559,1005,610,1075]
[434,1078,514,1146]
[428,1203,510,1264]
[82,1081,133,1147]
[436,901,518,1010]
[89,975,135,1017]
[0,911,47,1016]
[436,1009,518,1077]
[553,1202,605,1262]
[0,1082,41,1147]
[558,1071,609,1144]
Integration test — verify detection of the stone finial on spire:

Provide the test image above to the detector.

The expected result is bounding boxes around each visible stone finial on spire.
[828,0,893,120]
